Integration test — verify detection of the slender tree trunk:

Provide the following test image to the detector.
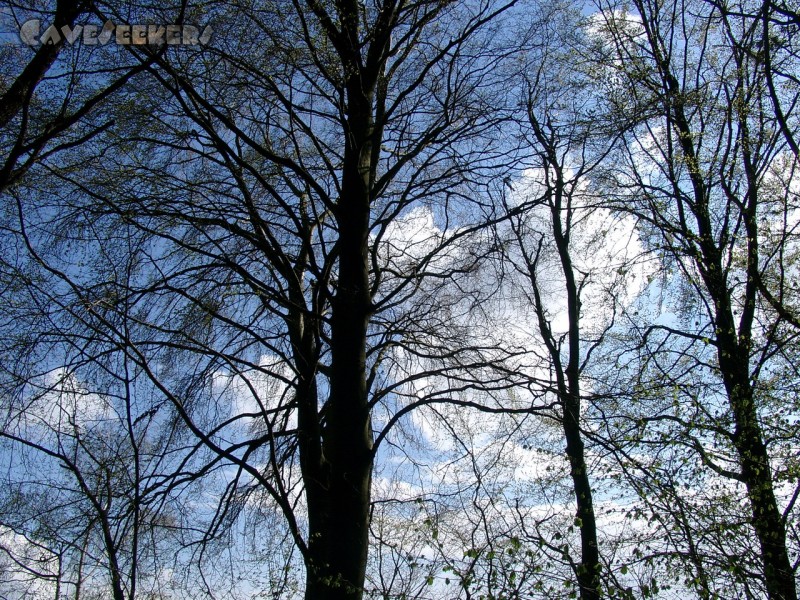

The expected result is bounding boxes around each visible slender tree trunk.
[631,2,798,593]
[554,209,601,600]
[563,391,600,599]
[516,158,602,599]
[713,297,797,600]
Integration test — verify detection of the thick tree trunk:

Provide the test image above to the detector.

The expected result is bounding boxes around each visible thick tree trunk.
[299,144,373,598]
[302,16,376,593]
[304,451,372,600]
[306,193,372,600]
[301,202,373,600]
[304,209,373,599]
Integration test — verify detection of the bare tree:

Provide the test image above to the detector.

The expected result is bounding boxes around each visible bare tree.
[590,0,800,597]
[1,1,531,598]
[0,1,149,193]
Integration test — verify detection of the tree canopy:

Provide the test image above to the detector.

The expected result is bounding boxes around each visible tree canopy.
[0,0,798,599]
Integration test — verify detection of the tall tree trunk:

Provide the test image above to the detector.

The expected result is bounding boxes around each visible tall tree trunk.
[304,188,373,599]
[522,109,602,599]
[303,3,377,594]
[553,203,601,600]
[711,282,796,600]
[632,3,798,593]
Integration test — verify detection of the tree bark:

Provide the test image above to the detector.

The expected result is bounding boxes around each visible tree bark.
[301,3,378,597]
